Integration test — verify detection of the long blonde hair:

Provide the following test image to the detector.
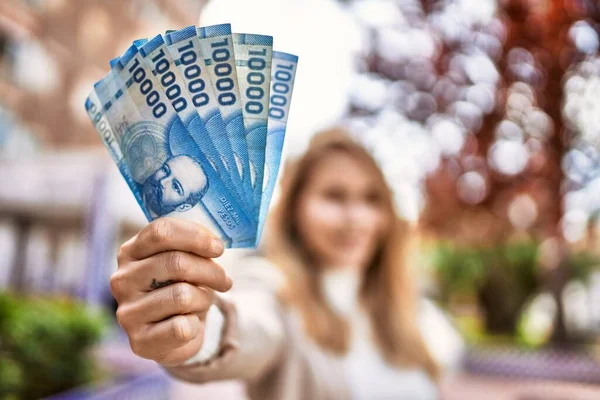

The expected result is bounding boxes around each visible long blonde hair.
[266,127,439,379]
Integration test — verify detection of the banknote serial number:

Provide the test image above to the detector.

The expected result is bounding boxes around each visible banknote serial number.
[127,57,168,119]
[86,99,120,160]
[176,41,210,108]
[210,38,237,107]
[269,63,295,120]
[245,47,268,115]
[148,48,188,113]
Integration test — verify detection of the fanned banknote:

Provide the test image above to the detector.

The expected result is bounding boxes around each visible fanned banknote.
[138,35,243,213]
[85,89,151,222]
[233,33,273,214]
[86,24,297,249]
[257,52,298,244]
[117,44,255,246]
[197,24,254,216]
[163,27,247,211]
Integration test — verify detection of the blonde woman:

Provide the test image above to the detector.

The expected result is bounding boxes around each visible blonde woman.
[111,128,448,399]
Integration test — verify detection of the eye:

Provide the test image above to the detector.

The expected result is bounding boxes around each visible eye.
[172,179,183,196]
[322,187,346,202]
[161,164,171,176]
[364,190,382,206]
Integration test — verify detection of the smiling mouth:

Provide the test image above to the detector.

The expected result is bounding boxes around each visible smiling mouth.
[334,234,370,248]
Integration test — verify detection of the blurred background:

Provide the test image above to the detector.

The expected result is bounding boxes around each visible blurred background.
[1,0,600,399]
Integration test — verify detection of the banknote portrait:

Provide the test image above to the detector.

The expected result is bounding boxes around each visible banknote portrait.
[142,155,209,217]
[119,118,210,219]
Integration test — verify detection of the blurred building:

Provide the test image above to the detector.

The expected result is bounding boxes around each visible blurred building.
[0,0,205,147]
[0,0,208,296]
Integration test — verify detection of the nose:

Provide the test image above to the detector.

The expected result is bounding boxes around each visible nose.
[345,202,366,225]
[155,168,167,180]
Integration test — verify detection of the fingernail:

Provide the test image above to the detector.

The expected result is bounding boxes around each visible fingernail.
[211,238,224,255]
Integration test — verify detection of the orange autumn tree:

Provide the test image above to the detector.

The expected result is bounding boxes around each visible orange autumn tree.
[347,0,598,341]
[420,0,597,342]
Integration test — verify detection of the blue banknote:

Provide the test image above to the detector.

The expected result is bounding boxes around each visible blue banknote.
[85,87,152,221]
[110,36,147,67]
[107,39,147,68]
[197,24,254,216]
[107,44,256,246]
[133,38,148,48]
[233,33,273,215]
[257,51,298,244]
[164,26,250,213]
[138,35,245,213]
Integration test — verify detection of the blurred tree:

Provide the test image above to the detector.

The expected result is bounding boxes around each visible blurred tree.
[430,241,539,332]
[419,0,597,343]
[347,0,599,343]
[422,0,573,241]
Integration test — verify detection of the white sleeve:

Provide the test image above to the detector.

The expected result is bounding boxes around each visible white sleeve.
[183,304,225,365]
[418,299,466,371]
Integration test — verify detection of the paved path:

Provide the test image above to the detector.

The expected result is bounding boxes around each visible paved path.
[440,373,600,400]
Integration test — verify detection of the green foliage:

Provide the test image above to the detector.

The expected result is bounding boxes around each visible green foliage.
[0,292,108,400]
[569,250,600,281]
[428,243,491,297]
[430,241,599,301]
[428,241,599,338]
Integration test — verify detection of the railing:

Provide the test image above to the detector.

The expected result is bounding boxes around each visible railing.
[464,346,600,384]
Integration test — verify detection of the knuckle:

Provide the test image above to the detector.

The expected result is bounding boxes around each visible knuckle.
[115,307,128,328]
[116,305,136,332]
[117,235,137,263]
[153,351,167,363]
[109,271,126,297]
[129,335,144,358]
[116,245,128,265]
[171,316,194,342]
[129,326,151,358]
[166,251,187,279]
[154,350,175,365]
[149,218,173,244]
[171,283,193,310]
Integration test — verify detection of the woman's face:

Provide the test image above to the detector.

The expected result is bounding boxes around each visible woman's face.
[295,150,389,270]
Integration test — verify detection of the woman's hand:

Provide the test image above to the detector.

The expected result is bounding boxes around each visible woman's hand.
[110,218,232,367]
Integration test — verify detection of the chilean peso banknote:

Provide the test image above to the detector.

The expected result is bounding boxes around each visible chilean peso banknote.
[233,33,273,215]
[86,24,297,248]
[138,34,246,215]
[197,24,254,216]
[257,51,298,244]
[107,44,255,247]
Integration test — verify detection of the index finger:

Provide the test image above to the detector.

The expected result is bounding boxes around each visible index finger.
[121,218,224,261]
